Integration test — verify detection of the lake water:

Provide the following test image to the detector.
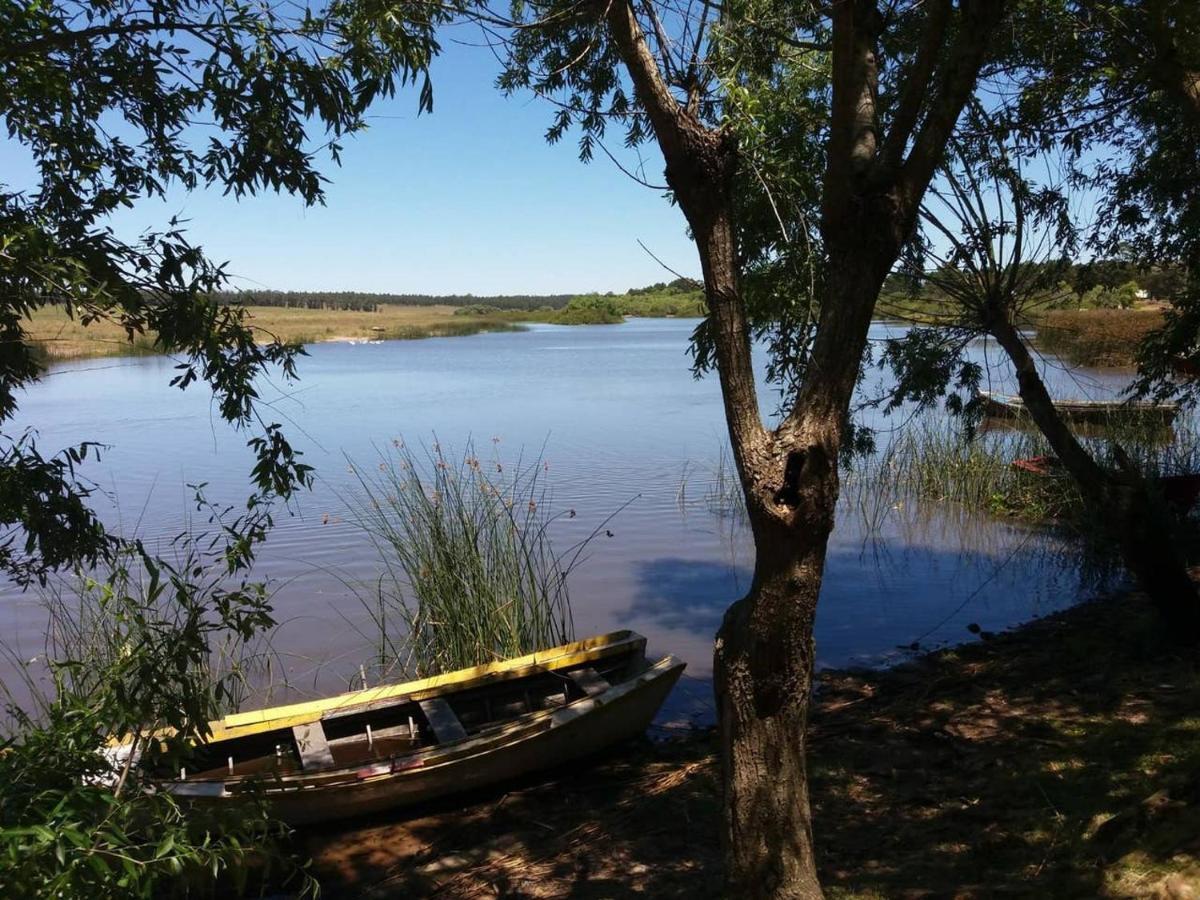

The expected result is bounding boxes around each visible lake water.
[0,318,1144,723]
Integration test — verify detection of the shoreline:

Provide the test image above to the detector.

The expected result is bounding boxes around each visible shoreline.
[304,587,1200,898]
[27,306,527,367]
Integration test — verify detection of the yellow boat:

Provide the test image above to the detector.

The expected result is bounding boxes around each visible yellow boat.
[135,631,684,825]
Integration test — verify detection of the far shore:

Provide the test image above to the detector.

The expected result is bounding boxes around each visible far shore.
[26,304,526,364]
[27,302,1159,370]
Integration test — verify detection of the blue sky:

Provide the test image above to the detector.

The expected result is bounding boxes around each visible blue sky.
[1,30,699,297]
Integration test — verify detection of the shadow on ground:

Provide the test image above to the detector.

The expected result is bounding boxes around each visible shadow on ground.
[304,591,1200,898]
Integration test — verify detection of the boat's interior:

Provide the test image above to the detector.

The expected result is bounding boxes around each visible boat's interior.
[157,644,649,784]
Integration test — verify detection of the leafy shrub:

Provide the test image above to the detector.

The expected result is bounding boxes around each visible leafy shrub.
[0,532,310,898]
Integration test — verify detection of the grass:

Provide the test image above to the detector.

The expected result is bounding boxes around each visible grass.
[22,304,523,363]
[302,588,1200,899]
[346,441,594,679]
[1033,308,1165,367]
[840,415,1200,533]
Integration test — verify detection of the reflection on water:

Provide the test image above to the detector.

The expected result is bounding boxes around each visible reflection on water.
[0,319,1155,723]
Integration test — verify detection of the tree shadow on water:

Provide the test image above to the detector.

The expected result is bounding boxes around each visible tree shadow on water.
[622,557,751,637]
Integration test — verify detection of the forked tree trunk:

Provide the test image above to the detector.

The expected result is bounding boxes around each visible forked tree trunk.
[991,319,1200,634]
[711,255,885,899]
[591,0,1010,893]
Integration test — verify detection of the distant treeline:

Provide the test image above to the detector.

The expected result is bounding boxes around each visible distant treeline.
[212,290,576,312]
[214,278,702,313]
[455,280,706,325]
[878,258,1188,321]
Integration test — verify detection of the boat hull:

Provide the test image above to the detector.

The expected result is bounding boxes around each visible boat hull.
[980,390,1178,426]
[169,654,685,826]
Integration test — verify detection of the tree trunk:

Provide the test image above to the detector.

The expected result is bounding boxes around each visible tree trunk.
[710,256,885,899]
[592,0,1011,892]
[990,319,1199,634]
[714,519,826,900]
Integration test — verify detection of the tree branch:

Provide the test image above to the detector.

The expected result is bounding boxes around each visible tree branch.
[880,0,951,173]
[897,0,1010,215]
[10,19,227,56]
[599,0,766,455]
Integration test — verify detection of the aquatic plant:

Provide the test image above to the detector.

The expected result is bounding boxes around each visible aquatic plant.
[350,441,607,677]
[841,413,1200,533]
[704,445,746,521]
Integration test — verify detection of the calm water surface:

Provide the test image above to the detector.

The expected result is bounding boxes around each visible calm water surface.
[1,319,1142,722]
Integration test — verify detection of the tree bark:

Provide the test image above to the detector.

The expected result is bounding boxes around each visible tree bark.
[714,520,826,900]
[592,0,1011,893]
[711,257,887,899]
[990,318,1200,634]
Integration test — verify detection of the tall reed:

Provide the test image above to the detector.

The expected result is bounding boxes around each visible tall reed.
[841,412,1200,532]
[349,441,587,678]
[704,444,746,520]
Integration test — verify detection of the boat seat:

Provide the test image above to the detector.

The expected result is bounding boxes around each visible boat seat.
[418,698,468,744]
[292,722,336,770]
[567,667,611,698]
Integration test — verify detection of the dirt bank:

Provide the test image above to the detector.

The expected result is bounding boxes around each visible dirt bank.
[304,588,1200,898]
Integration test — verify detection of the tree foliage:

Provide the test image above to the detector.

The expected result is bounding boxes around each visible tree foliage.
[0,0,447,584]
[0,1,447,894]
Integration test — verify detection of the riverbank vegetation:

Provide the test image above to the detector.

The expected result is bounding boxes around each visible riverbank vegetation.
[0,538,312,898]
[1034,309,1166,368]
[347,442,580,678]
[454,279,706,325]
[842,416,1200,534]
[23,281,705,363]
[23,304,523,363]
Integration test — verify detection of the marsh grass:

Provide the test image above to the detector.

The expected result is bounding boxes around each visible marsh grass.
[349,441,614,678]
[1033,308,1164,367]
[841,414,1200,536]
[704,445,746,520]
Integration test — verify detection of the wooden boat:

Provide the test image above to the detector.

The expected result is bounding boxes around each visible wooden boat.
[1011,455,1200,511]
[129,631,684,825]
[979,390,1179,426]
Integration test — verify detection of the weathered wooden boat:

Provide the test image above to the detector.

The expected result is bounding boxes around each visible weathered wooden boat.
[980,390,1179,426]
[131,631,683,825]
[1011,455,1200,511]
[981,390,1179,425]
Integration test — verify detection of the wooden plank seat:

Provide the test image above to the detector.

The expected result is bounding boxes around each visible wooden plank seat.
[567,667,611,698]
[292,722,336,770]
[418,698,469,744]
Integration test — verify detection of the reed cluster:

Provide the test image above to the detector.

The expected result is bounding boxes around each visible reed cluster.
[841,413,1200,532]
[350,441,583,678]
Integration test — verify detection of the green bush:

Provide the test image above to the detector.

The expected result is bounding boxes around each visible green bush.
[0,537,311,898]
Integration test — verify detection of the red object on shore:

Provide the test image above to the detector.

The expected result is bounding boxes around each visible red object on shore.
[1011,455,1061,477]
[1011,456,1200,511]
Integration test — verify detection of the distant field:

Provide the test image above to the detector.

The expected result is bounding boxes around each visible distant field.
[1033,308,1164,367]
[24,304,521,363]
